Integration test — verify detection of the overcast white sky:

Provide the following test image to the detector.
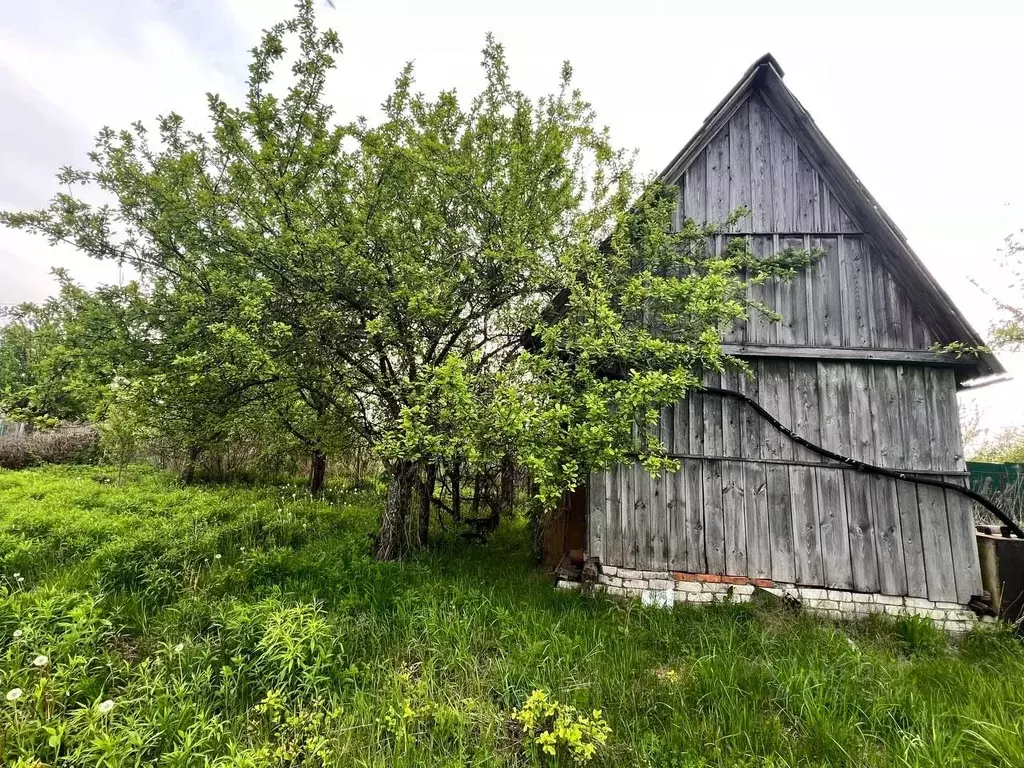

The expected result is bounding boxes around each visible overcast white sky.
[1,0,1022,442]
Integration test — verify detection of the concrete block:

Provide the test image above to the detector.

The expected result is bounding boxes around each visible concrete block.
[641,589,672,608]
[623,579,648,590]
[798,588,829,601]
[601,586,626,598]
[849,592,872,603]
[556,580,580,591]
[617,568,645,581]
[602,566,618,578]
[647,579,674,591]
[903,596,935,610]
[601,576,623,588]
[675,581,703,593]
[642,570,668,580]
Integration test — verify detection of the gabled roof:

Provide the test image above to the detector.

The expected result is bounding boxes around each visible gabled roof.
[658,54,1004,383]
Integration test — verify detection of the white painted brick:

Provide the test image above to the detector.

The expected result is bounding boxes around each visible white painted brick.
[641,570,667,580]
[675,581,702,593]
[642,589,672,608]
[826,590,850,602]
[556,580,580,591]
[648,579,674,591]
[702,582,731,594]
[934,601,965,611]
[872,594,903,606]
[623,579,648,590]
[690,592,714,603]
[601,586,626,598]
[883,604,906,616]
[903,596,934,610]
[602,566,618,578]
[849,592,872,603]
[601,576,624,588]
[617,568,645,581]
[730,584,755,596]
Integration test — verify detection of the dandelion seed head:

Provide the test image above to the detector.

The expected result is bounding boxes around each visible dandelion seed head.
[12,629,23,639]
[31,654,49,668]
[98,699,115,714]
[6,688,22,702]
[173,643,184,654]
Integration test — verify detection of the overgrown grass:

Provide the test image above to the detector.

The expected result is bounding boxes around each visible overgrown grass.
[2,465,1024,766]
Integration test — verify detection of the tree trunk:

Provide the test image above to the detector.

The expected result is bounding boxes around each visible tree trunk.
[471,473,481,518]
[418,462,436,547]
[374,459,416,560]
[354,444,363,490]
[497,454,515,523]
[181,445,201,485]
[309,450,327,496]
[451,460,462,521]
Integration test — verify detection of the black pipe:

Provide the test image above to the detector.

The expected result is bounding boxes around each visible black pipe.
[698,385,1024,540]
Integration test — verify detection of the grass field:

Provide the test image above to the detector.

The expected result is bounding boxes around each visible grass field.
[2,465,1024,767]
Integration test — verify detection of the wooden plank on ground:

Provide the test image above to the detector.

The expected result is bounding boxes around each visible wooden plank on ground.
[766,463,796,582]
[744,462,772,579]
[703,460,727,574]
[722,460,747,576]
[684,459,707,573]
[895,479,928,599]
[815,467,854,589]
[789,465,824,585]
[916,483,958,603]
[870,475,908,595]
[845,472,880,593]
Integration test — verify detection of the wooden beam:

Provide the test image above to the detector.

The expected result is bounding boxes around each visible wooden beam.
[721,343,977,367]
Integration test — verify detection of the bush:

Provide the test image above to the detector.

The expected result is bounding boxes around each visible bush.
[0,427,100,469]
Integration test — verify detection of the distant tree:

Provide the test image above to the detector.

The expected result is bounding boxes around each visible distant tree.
[980,230,1024,350]
[971,426,1024,464]
[1,1,813,558]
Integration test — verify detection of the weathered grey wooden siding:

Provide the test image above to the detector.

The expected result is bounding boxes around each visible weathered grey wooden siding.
[720,235,939,350]
[678,92,857,234]
[586,362,981,603]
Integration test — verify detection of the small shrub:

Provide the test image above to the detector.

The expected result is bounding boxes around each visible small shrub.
[513,689,611,764]
[0,427,100,469]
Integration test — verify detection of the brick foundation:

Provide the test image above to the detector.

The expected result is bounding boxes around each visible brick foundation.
[555,567,984,633]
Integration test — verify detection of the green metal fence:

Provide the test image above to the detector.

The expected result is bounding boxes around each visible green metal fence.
[968,461,1024,526]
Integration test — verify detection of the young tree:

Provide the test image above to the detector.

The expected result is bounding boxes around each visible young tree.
[2,1,812,558]
[987,230,1024,350]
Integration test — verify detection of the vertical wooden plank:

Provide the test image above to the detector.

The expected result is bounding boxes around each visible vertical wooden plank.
[884,269,910,348]
[623,460,636,569]
[845,473,880,593]
[769,112,796,231]
[703,460,727,574]
[783,236,809,344]
[659,405,673,458]
[847,363,875,465]
[895,479,928,599]
[775,360,795,461]
[589,470,607,563]
[689,391,705,457]
[706,127,730,225]
[869,247,898,349]
[869,365,904,468]
[928,368,962,473]
[870,475,908,596]
[758,359,781,460]
[729,100,752,231]
[795,148,818,231]
[791,361,821,463]
[682,154,706,226]
[810,237,842,346]
[684,459,706,573]
[790,465,824,586]
[817,361,852,458]
[703,373,724,458]
[766,463,796,583]
[842,236,872,346]
[669,469,686,571]
[743,462,772,579]
[722,461,747,576]
[902,366,931,471]
[746,235,775,343]
[739,369,761,460]
[748,93,774,232]
[945,476,982,603]
[816,467,854,589]
[721,370,742,458]
[673,400,689,455]
[650,467,667,571]
[917,483,958,603]
[635,463,652,570]
[608,463,622,567]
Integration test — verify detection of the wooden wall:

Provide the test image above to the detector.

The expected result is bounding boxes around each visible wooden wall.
[586,86,984,605]
[586,363,982,604]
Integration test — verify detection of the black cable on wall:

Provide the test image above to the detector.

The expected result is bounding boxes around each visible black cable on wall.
[698,385,1024,540]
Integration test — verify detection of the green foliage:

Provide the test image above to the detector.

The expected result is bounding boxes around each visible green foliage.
[0,0,816,541]
[986,230,1024,350]
[514,688,611,763]
[971,426,1024,463]
[2,466,1024,766]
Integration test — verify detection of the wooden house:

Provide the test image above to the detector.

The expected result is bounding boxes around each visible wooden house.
[565,54,1005,624]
